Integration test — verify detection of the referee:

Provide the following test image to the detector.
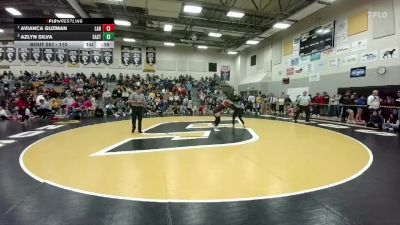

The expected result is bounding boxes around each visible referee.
[129,86,145,133]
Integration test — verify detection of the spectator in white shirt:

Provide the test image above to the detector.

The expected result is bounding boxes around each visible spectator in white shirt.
[367,90,380,111]
[294,91,311,122]
[0,106,11,120]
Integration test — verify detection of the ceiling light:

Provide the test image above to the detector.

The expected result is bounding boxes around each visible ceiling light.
[5,7,22,16]
[55,13,75,18]
[273,22,291,29]
[317,28,323,33]
[183,5,202,13]
[114,19,131,26]
[246,40,259,45]
[164,42,175,46]
[208,32,222,37]
[227,11,244,18]
[0,29,4,33]
[164,24,173,32]
[123,38,135,42]
[227,51,238,55]
[197,45,208,49]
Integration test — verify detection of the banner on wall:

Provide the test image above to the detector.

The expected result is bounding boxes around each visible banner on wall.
[381,47,398,60]
[132,47,142,66]
[68,49,79,65]
[351,39,368,52]
[220,65,230,81]
[310,52,321,61]
[43,48,55,63]
[309,73,320,82]
[143,47,156,72]
[360,51,378,63]
[5,47,16,62]
[121,46,131,66]
[0,47,4,61]
[102,49,113,65]
[55,49,67,64]
[335,20,348,43]
[18,48,31,63]
[91,49,102,65]
[80,49,91,65]
[31,48,42,63]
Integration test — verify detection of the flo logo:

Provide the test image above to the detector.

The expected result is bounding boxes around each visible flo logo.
[91,121,258,156]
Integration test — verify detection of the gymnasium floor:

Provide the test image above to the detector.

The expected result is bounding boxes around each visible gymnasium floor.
[0,115,399,225]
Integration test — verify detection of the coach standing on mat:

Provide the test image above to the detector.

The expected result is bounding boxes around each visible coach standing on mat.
[129,86,145,133]
[294,90,311,123]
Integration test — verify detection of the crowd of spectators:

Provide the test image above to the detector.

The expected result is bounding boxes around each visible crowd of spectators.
[0,70,227,122]
[1,69,399,132]
[238,89,399,131]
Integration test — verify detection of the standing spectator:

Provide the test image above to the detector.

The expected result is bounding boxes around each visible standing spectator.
[340,91,352,122]
[17,93,30,123]
[128,86,145,133]
[284,95,292,115]
[278,94,285,115]
[328,94,340,118]
[312,93,324,118]
[355,95,366,123]
[294,91,311,123]
[395,90,400,119]
[269,94,278,115]
[322,92,330,115]
[248,94,256,112]
[367,90,380,113]
[346,95,357,124]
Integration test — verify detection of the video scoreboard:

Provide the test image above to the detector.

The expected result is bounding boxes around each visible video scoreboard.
[14,18,115,49]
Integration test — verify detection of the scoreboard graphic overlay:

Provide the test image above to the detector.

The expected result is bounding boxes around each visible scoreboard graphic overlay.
[14,18,114,49]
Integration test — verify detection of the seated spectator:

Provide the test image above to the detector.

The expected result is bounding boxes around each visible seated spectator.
[37,99,52,119]
[366,110,384,130]
[0,106,11,120]
[62,94,75,116]
[383,113,399,132]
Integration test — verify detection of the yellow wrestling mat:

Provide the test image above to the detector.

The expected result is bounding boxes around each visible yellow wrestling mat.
[20,116,372,202]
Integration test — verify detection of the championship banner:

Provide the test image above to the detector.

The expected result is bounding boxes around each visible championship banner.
[80,49,91,65]
[144,47,156,72]
[91,49,102,65]
[68,49,79,65]
[121,46,131,66]
[5,47,16,62]
[31,48,43,63]
[43,48,55,63]
[132,47,142,66]
[55,49,67,64]
[220,65,230,81]
[0,47,4,61]
[102,49,113,65]
[18,48,31,63]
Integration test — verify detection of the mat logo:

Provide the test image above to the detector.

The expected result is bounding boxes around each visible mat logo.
[0,125,65,149]
[91,121,258,156]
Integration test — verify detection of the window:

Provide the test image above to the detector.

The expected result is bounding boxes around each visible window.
[208,62,217,72]
[251,55,256,66]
